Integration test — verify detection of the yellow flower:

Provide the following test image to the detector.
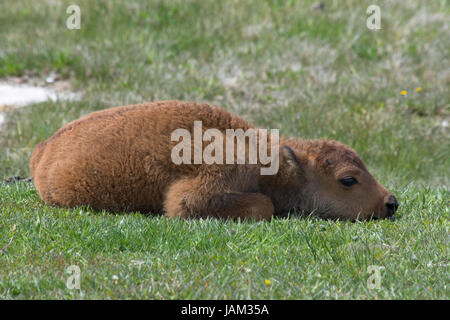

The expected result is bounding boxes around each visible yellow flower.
[415,87,422,92]
[400,90,407,96]
[265,279,271,285]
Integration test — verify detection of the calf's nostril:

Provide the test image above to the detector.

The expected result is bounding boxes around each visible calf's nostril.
[385,195,399,215]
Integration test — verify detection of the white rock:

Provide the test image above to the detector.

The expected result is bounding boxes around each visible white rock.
[0,84,58,107]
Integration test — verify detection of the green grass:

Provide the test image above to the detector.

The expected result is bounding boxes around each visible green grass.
[0,182,448,299]
[0,0,449,299]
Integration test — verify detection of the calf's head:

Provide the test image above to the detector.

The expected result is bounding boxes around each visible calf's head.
[281,139,398,220]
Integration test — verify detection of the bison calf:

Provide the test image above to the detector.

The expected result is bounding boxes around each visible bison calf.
[30,100,398,221]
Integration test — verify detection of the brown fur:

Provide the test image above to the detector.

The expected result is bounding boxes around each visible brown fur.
[30,100,398,221]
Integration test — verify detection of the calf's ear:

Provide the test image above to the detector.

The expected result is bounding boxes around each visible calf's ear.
[281,145,306,176]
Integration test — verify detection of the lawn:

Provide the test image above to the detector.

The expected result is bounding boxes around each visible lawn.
[0,0,448,299]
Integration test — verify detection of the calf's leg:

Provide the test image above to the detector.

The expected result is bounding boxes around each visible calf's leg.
[164,176,274,221]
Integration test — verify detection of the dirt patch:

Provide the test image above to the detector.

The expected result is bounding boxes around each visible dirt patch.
[0,74,79,130]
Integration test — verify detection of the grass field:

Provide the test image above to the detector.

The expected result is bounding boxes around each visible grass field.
[0,0,449,299]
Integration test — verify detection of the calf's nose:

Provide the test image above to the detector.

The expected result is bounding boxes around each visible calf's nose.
[385,195,399,217]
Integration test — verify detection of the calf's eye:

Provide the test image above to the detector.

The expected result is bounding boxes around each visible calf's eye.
[340,177,358,187]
